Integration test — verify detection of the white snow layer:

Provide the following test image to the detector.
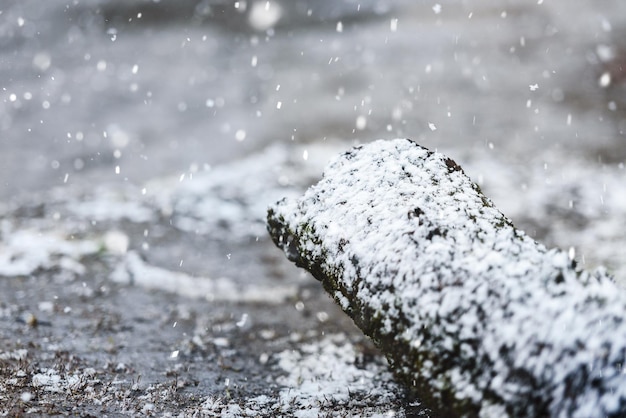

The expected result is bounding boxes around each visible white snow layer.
[200,334,404,417]
[110,251,296,304]
[275,334,400,416]
[270,138,626,417]
[0,226,99,277]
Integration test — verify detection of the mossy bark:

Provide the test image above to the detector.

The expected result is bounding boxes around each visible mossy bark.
[267,139,626,418]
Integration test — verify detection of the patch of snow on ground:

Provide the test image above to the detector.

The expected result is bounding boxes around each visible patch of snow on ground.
[275,334,402,417]
[0,349,28,361]
[0,227,100,277]
[149,142,343,239]
[110,251,297,304]
[199,333,406,417]
[31,368,84,393]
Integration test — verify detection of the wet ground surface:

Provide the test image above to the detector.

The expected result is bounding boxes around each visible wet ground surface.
[1,0,626,416]
[0,257,401,416]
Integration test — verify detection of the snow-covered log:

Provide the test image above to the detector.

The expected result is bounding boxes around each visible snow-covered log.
[267,138,626,417]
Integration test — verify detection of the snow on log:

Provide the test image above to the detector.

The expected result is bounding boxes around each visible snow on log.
[267,138,626,417]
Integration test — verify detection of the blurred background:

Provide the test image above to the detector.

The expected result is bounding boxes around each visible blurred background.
[2,0,625,200]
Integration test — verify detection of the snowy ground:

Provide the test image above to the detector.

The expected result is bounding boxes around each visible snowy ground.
[1,138,625,416]
[0,141,422,416]
[1,0,626,416]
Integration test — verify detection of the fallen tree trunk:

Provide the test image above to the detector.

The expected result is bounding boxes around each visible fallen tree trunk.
[267,138,626,417]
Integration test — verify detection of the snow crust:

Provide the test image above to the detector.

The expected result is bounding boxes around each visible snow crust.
[270,138,626,417]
